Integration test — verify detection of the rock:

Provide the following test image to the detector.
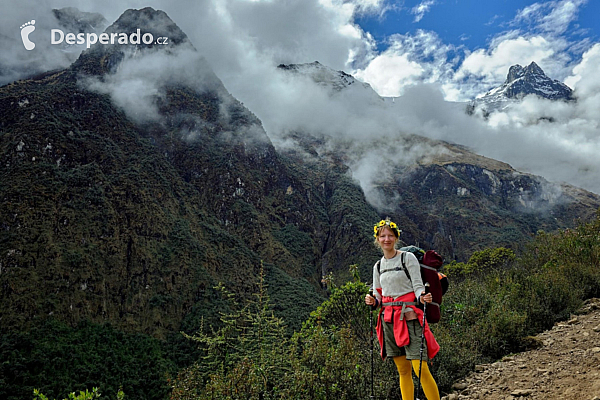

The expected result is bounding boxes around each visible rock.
[591,347,600,353]
[521,336,544,350]
[452,383,468,391]
[567,316,578,324]
[474,364,487,372]
[593,324,600,332]
[511,389,533,396]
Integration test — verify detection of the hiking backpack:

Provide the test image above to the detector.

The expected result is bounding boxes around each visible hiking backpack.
[376,246,449,323]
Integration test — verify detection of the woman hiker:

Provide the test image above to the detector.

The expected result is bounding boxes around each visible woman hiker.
[365,219,440,400]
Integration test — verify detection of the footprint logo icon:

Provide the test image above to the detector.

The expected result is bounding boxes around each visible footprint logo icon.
[20,20,36,50]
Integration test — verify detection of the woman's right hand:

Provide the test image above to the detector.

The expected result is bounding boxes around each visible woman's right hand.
[365,294,376,306]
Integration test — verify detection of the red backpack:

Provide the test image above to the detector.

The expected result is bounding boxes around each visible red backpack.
[377,246,449,323]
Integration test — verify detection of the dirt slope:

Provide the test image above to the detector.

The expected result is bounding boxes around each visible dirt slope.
[443,298,600,400]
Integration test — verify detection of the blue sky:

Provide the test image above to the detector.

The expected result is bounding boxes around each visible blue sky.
[2,0,600,194]
[356,0,599,54]
[3,0,598,101]
[347,0,600,100]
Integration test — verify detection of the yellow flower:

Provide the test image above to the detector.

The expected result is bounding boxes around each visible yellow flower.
[378,220,386,227]
[390,222,397,229]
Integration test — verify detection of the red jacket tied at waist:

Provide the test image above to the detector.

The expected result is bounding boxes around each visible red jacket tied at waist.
[375,291,440,360]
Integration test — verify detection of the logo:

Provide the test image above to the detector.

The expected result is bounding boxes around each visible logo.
[20,20,36,50]
[51,29,169,49]
[19,19,169,51]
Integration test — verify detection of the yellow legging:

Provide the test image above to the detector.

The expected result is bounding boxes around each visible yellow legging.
[393,356,440,400]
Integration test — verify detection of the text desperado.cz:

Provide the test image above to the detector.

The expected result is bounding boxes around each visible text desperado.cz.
[51,29,169,48]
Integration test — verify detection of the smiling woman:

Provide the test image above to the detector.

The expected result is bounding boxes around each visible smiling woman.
[365,217,441,400]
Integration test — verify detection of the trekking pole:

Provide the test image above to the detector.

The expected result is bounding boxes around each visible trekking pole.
[416,282,430,400]
[369,287,375,400]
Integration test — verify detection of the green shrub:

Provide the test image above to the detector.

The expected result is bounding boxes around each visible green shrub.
[33,387,124,400]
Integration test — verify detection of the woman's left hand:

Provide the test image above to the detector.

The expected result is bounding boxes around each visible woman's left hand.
[420,291,432,304]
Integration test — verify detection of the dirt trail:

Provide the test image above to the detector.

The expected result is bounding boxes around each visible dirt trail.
[442,298,600,400]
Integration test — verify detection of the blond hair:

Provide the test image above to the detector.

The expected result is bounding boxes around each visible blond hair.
[373,225,400,250]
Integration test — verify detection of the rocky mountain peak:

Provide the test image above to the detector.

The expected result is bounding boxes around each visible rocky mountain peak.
[506,64,525,84]
[469,61,574,115]
[104,7,189,47]
[70,7,192,76]
[524,61,545,76]
[277,61,378,94]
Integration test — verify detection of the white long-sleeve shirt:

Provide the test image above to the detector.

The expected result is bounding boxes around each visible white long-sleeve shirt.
[373,250,424,303]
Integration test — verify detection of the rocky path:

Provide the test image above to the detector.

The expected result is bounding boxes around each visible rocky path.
[443,298,600,400]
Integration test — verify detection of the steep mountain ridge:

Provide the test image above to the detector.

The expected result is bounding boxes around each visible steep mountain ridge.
[2,7,599,342]
[274,62,600,259]
[469,61,574,114]
[0,8,383,338]
[1,8,600,400]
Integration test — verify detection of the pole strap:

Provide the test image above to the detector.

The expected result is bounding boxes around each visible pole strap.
[381,301,419,320]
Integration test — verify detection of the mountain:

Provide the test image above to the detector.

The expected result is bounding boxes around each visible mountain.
[2,8,600,399]
[1,8,385,341]
[3,22,598,342]
[278,61,381,96]
[468,61,574,115]
[275,62,600,260]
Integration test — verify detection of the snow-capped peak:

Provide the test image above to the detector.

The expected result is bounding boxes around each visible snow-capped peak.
[469,61,574,115]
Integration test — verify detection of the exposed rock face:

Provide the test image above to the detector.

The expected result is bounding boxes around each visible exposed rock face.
[501,62,573,100]
[469,62,574,114]
[278,61,376,93]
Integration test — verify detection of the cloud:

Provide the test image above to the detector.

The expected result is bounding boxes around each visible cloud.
[513,0,587,35]
[411,0,436,23]
[455,34,558,93]
[352,0,592,102]
[353,51,423,96]
[3,0,600,201]
[353,30,456,97]
[0,0,109,86]
[81,43,228,123]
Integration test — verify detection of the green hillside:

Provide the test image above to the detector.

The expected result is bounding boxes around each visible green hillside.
[1,7,599,400]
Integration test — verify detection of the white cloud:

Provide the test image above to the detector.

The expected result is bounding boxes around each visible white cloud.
[352,30,456,97]
[456,35,556,82]
[514,0,587,35]
[411,0,436,23]
[3,0,600,199]
[353,52,424,96]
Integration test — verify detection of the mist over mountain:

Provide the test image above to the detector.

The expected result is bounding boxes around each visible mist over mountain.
[273,60,600,258]
[2,4,600,334]
[3,1,600,195]
[2,6,600,399]
[0,6,108,86]
[468,61,574,115]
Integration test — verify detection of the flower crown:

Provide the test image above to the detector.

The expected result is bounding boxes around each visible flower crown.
[373,219,401,238]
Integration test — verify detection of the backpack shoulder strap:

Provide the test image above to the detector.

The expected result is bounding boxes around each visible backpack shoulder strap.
[376,259,381,275]
[400,251,412,282]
